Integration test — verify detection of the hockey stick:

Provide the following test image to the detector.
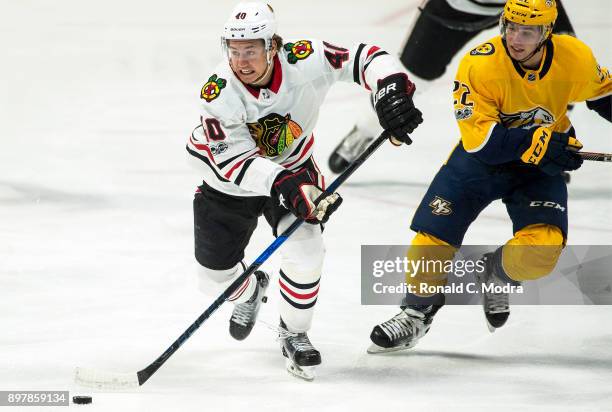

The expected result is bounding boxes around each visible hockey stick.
[578,151,612,162]
[74,130,392,389]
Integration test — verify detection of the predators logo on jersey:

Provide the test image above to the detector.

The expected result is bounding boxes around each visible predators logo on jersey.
[247,113,303,156]
[499,106,555,130]
[284,40,314,64]
[201,74,227,102]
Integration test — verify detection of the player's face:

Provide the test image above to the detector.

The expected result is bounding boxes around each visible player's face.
[227,40,270,84]
[505,22,544,61]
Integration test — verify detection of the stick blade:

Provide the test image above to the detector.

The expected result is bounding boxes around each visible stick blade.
[75,367,140,390]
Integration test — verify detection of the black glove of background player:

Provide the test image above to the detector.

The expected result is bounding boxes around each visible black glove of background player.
[374,73,423,145]
[272,169,342,224]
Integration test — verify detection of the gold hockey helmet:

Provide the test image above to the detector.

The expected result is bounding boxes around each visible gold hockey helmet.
[503,0,558,26]
[501,0,557,46]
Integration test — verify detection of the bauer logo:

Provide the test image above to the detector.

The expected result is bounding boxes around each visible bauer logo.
[470,43,495,56]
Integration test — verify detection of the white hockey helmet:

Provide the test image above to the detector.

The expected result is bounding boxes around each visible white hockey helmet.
[221,2,277,58]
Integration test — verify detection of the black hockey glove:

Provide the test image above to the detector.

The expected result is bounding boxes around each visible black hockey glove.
[520,127,583,176]
[374,73,423,145]
[272,169,343,224]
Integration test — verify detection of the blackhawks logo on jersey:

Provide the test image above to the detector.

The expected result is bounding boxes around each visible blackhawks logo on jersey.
[499,106,555,130]
[247,113,303,156]
[200,74,227,102]
[284,40,314,64]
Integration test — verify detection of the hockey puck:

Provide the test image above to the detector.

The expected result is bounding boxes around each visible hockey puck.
[73,396,92,405]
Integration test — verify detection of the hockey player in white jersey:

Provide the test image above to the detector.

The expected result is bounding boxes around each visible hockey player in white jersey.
[186,2,423,380]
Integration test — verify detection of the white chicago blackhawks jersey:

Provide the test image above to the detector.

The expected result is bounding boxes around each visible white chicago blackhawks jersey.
[187,38,407,197]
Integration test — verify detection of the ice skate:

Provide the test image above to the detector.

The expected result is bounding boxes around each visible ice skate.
[229,271,269,341]
[328,125,374,174]
[279,319,321,381]
[478,252,517,332]
[368,295,444,354]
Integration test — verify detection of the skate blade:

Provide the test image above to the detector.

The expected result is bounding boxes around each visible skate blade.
[367,342,416,354]
[486,320,496,333]
[484,310,509,333]
[285,359,316,381]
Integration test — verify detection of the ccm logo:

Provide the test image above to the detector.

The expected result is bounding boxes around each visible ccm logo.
[374,83,397,105]
[510,10,528,17]
[527,131,549,164]
[529,201,565,212]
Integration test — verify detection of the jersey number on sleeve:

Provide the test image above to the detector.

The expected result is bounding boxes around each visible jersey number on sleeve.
[453,81,474,107]
[203,118,226,141]
[323,41,349,70]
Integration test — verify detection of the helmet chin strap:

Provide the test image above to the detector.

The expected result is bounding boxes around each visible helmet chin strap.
[514,37,548,64]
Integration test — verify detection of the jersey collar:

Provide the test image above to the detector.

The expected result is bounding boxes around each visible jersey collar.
[240,55,283,99]
[503,39,554,82]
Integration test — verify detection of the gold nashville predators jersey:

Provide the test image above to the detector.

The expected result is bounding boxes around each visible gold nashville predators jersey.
[453,34,612,155]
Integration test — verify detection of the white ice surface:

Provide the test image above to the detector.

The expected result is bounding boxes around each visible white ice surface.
[1,1,611,411]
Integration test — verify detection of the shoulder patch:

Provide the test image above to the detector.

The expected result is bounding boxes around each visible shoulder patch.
[284,40,314,64]
[470,42,495,56]
[200,74,227,102]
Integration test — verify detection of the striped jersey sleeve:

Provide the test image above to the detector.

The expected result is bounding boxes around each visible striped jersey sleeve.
[311,39,409,94]
[186,115,285,196]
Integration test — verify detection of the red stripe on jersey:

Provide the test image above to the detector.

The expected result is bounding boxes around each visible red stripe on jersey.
[283,135,314,169]
[189,136,216,163]
[361,70,371,91]
[311,158,326,190]
[279,279,319,300]
[223,151,259,179]
[366,46,380,58]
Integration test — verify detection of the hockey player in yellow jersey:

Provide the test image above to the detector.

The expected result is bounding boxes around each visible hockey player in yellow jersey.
[368,0,612,353]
